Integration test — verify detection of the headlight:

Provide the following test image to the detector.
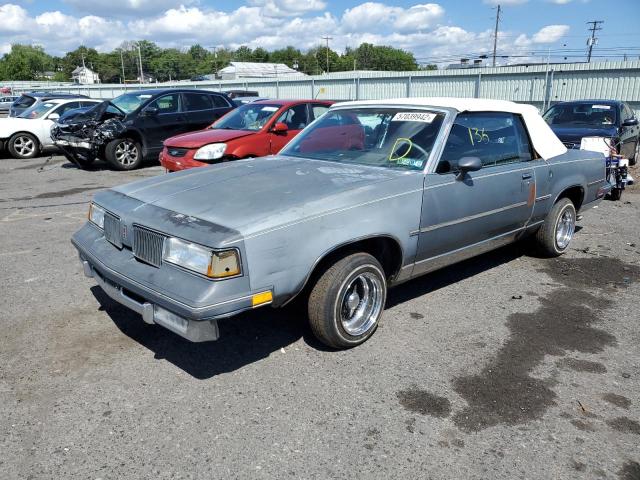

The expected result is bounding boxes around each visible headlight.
[193,143,227,160]
[163,237,240,278]
[88,203,105,229]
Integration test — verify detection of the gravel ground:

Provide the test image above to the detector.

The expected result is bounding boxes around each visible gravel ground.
[1,155,639,480]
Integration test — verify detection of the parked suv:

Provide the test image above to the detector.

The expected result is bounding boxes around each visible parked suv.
[161,99,333,172]
[52,89,235,170]
[543,100,639,165]
[0,95,19,114]
[9,92,88,117]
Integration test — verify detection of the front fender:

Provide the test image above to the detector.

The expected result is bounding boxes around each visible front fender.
[237,175,425,305]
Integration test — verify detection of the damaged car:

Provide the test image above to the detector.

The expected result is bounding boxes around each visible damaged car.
[73,98,609,349]
[52,89,235,170]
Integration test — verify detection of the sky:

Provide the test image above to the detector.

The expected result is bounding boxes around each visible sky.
[0,0,639,65]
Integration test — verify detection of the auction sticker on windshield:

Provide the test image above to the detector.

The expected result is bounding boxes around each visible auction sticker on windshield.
[392,112,437,123]
[261,106,279,112]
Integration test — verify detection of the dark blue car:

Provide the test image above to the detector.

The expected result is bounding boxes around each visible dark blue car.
[543,100,639,165]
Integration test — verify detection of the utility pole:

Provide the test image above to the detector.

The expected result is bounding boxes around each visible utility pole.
[321,35,333,73]
[120,48,125,83]
[586,20,603,63]
[209,46,218,76]
[81,53,86,69]
[491,4,501,67]
[137,42,144,83]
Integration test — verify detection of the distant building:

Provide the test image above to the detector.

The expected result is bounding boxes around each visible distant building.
[42,71,56,80]
[218,62,305,80]
[72,66,100,84]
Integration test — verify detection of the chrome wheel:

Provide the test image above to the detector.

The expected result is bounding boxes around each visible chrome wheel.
[555,208,575,250]
[13,135,35,157]
[339,271,384,336]
[114,140,139,167]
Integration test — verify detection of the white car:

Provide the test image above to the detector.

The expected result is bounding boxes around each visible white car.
[0,98,101,159]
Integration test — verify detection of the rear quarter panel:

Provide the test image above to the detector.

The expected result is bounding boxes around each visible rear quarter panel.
[546,149,607,211]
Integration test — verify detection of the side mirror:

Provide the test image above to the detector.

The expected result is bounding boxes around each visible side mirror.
[456,156,482,180]
[144,106,159,117]
[271,122,288,133]
[622,117,639,127]
[48,112,60,121]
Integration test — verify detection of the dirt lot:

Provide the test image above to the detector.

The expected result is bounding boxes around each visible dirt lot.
[1,155,639,480]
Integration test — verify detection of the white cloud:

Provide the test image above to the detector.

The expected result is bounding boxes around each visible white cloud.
[532,24,570,43]
[341,2,444,33]
[63,0,195,17]
[249,0,327,17]
[0,1,573,69]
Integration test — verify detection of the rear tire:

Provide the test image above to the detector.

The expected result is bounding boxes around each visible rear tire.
[307,252,386,349]
[105,138,142,170]
[8,133,39,159]
[534,198,576,257]
[609,188,622,201]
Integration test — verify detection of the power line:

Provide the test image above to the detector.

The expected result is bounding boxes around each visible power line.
[321,35,333,73]
[586,20,604,63]
[492,4,501,67]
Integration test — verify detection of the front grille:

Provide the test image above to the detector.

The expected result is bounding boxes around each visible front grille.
[167,148,188,157]
[103,212,122,248]
[132,226,165,267]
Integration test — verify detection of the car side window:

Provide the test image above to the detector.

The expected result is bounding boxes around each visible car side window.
[622,104,634,121]
[148,94,180,114]
[310,104,330,121]
[436,112,530,174]
[211,95,230,108]
[53,101,80,116]
[276,104,309,130]
[183,93,212,111]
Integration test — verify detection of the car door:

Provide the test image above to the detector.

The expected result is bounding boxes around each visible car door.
[269,103,310,153]
[137,93,185,154]
[413,112,536,276]
[181,92,215,132]
[619,103,639,160]
[40,101,81,145]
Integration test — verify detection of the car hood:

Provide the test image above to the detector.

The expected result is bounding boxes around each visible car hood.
[550,125,618,143]
[107,156,418,242]
[164,129,256,148]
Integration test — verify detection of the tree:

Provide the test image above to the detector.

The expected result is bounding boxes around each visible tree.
[0,44,54,80]
[354,43,418,71]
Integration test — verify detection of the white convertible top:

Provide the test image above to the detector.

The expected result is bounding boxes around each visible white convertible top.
[336,97,567,159]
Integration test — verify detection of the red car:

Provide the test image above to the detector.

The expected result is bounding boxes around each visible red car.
[160,99,334,172]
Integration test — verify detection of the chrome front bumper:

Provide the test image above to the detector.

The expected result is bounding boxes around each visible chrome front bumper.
[82,259,220,342]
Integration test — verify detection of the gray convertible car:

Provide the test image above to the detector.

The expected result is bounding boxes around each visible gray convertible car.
[73,98,609,348]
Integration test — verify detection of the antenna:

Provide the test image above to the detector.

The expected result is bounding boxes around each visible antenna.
[586,20,603,63]
[492,4,501,67]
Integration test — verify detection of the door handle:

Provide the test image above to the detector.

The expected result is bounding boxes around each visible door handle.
[522,173,533,180]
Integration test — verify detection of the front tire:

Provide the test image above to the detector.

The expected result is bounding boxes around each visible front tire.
[631,141,639,166]
[105,138,142,170]
[308,252,387,349]
[534,198,576,257]
[8,133,39,159]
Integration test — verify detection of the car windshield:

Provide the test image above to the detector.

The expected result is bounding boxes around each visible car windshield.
[18,101,58,119]
[543,103,618,127]
[110,92,153,114]
[212,103,281,131]
[281,108,445,171]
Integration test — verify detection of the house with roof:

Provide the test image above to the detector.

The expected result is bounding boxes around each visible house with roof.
[72,66,100,84]
[218,62,305,80]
